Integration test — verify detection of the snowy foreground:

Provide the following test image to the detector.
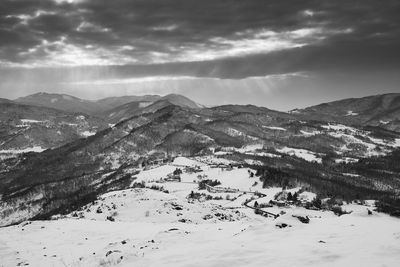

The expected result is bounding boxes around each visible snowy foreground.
[1,157,400,267]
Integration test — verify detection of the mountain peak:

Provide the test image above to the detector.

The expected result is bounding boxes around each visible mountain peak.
[161,94,203,109]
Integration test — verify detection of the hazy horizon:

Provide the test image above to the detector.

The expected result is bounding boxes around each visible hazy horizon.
[4,88,400,112]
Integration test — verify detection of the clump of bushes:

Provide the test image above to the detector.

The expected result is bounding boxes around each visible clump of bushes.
[331,206,351,216]
[106,216,115,222]
[198,179,221,190]
[254,209,263,215]
[305,196,352,216]
[173,168,183,175]
[287,192,299,202]
[187,191,224,201]
[148,184,169,193]
[305,197,322,210]
[131,181,169,193]
[131,181,146,188]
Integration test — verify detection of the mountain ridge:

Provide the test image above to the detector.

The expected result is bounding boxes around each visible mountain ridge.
[15,92,203,116]
[293,93,400,131]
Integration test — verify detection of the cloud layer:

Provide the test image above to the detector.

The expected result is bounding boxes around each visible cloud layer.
[0,0,399,68]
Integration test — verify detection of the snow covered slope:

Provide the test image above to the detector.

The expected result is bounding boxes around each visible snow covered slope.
[1,157,399,267]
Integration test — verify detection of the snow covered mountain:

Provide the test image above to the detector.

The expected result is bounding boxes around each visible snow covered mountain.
[292,93,400,132]
[1,93,204,155]
[0,101,108,158]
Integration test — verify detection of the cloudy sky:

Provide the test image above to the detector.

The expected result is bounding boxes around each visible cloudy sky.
[0,0,399,110]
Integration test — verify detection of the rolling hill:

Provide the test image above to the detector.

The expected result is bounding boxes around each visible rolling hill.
[15,92,100,115]
[0,101,108,157]
[292,93,400,131]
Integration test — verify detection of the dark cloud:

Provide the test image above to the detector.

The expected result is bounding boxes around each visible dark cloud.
[0,0,398,67]
[30,13,78,34]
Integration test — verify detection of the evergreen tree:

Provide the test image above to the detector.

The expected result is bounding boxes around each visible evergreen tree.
[254,201,259,208]
[312,197,322,209]
[293,192,298,202]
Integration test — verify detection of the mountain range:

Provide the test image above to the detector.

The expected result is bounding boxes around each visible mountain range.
[13,92,400,131]
[0,92,400,226]
[15,92,202,116]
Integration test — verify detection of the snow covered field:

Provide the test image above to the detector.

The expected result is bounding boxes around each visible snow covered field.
[1,157,399,267]
[276,147,322,163]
